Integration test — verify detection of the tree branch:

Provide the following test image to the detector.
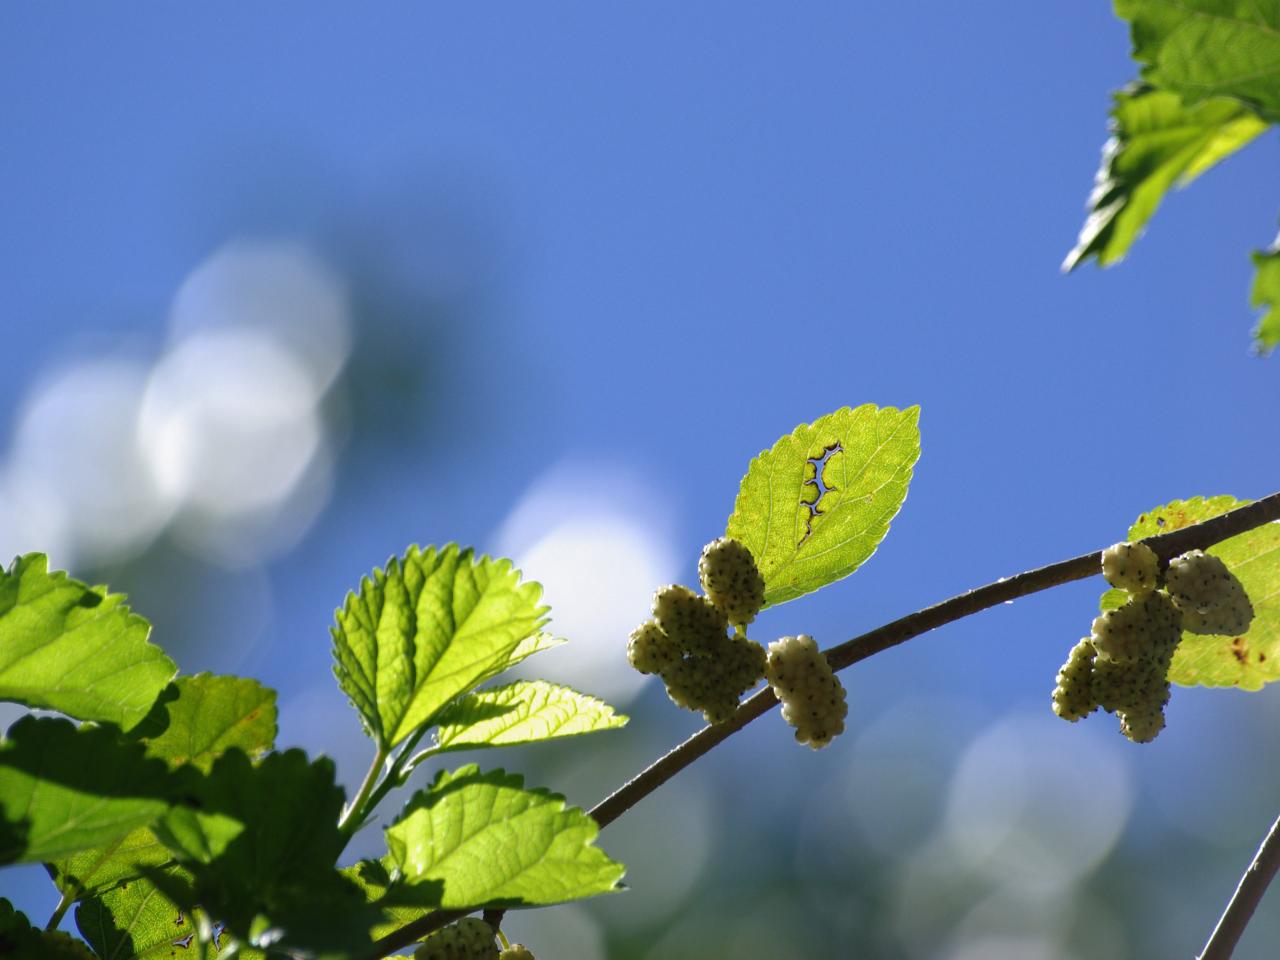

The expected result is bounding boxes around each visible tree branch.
[593,491,1280,828]
[1199,809,1280,960]
[365,491,1280,958]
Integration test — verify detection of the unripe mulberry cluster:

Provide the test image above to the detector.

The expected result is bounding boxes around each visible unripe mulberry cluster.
[627,538,768,724]
[1051,541,1254,743]
[498,947,535,960]
[414,918,497,960]
[765,634,848,749]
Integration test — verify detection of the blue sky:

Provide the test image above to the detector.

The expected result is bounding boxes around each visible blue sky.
[2,5,1279,957]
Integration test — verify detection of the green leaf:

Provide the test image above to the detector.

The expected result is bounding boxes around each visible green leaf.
[75,866,200,960]
[1252,241,1280,353]
[1064,83,1267,270]
[0,717,175,864]
[507,631,566,667]
[48,675,277,903]
[1106,497,1280,689]
[341,859,441,941]
[0,555,176,731]
[132,674,277,773]
[431,681,626,754]
[332,545,549,749]
[0,898,97,960]
[725,405,920,608]
[1117,0,1280,120]
[47,828,173,904]
[151,747,371,952]
[385,765,625,909]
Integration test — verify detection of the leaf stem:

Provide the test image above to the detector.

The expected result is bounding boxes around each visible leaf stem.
[45,890,72,931]
[1199,808,1280,960]
[354,726,432,836]
[339,743,389,838]
[363,490,1280,959]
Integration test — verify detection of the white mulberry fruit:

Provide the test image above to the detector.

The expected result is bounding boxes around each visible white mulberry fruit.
[653,584,727,654]
[1119,704,1166,744]
[659,632,766,724]
[627,620,680,675]
[698,537,766,626]
[1101,541,1159,595]
[1052,638,1097,722]
[414,918,498,960]
[766,635,848,749]
[1090,591,1182,664]
[1165,550,1254,636]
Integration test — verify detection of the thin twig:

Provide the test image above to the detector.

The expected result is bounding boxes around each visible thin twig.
[365,491,1280,959]
[1199,810,1280,960]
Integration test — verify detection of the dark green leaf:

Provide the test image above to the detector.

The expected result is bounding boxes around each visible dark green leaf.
[0,555,176,731]
[1064,83,1266,269]
[386,765,625,908]
[431,681,626,754]
[1117,0,1280,120]
[151,748,376,954]
[341,859,442,941]
[48,675,277,904]
[1252,242,1280,353]
[725,405,920,608]
[332,545,549,749]
[0,898,96,960]
[0,717,176,864]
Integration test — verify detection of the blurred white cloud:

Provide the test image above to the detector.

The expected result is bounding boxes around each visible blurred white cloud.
[169,240,351,393]
[0,240,350,569]
[3,358,173,566]
[888,712,1134,958]
[941,712,1133,889]
[492,461,680,705]
[944,935,1071,960]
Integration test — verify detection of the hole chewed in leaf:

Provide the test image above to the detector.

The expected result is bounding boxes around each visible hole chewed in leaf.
[798,442,842,547]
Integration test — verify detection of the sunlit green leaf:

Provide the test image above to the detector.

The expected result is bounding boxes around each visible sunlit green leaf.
[725,404,920,608]
[47,828,172,904]
[386,765,624,908]
[332,545,549,748]
[1252,242,1280,353]
[75,866,199,960]
[1064,83,1266,270]
[1102,497,1280,689]
[132,674,277,773]
[0,555,175,731]
[1117,0,1280,120]
[0,717,175,864]
[432,681,626,754]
